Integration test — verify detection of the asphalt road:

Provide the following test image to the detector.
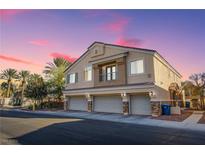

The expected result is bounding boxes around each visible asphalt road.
[1,109,205,145]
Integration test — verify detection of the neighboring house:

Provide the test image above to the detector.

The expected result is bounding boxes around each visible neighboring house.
[63,42,182,115]
[185,96,203,109]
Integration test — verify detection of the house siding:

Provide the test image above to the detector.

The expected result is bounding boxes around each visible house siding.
[65,43,129,90]
[126,51,155,84]
[65,51,94,89]
[153,56,181,90]
[153,55,182,101]
[93,57,127,87]
[63,42,183,115]
[65,42,182,99]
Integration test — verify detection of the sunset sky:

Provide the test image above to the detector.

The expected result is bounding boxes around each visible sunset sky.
[0,9,205,80]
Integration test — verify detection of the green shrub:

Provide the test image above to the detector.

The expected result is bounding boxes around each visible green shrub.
[27,101,63,110]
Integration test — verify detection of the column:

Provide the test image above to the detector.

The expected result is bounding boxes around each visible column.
[64,95,70,111]
[149,91,161,117]
[121,92,129,115]
[86,94,93,112]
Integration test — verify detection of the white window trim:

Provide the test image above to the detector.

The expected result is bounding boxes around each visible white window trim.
[84,65,92,82]
[129,58,145,76]
[69,73,76,84]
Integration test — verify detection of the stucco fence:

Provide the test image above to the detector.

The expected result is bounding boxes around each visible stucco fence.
[0,98,33,107]
[0,98,12,107]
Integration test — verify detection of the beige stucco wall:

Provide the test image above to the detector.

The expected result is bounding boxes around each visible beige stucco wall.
[152,55,182,100]
[153,56,181,89]
[65,43,129,90]
[152,86,170,101]
[126,50,155,84]
[65,42,182,100]
[65,50,94,89]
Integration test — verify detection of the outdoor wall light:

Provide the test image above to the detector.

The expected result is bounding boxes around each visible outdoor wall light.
[121,92,127,97]
[149,91,156,97]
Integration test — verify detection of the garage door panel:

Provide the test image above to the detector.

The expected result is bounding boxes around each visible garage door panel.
[131,95,151,115]
[69,96,87,111]
[94,96,122,113]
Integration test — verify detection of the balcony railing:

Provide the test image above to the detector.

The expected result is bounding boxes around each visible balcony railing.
[99,72,118,81]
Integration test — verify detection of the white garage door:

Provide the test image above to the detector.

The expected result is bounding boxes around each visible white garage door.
[69,96,87,111]
[94,95,123,113]
[131,94,151,115]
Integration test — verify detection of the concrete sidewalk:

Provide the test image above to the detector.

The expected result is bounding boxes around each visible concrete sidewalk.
[8,109,205,132]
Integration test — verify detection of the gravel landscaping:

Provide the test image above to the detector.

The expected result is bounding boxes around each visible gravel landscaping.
[151,110,193,122]
[198,112,205,124]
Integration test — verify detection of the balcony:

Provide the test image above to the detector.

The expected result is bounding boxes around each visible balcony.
[99,72,118,82]
[93,57,127,87]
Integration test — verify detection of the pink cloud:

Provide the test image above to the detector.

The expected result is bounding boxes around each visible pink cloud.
[0,54,40,66]
[84,11,130,33]
[115,37,143,47]
[0,9,27,21]
[102,17,129,33]
[28,39,49,46]
[50,52,78,63]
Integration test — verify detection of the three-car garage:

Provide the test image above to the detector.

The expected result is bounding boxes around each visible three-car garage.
[68,94,151,115]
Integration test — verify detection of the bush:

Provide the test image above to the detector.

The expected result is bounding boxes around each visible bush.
[40,101,64,109]
[27,104,33,110]
[27,101,64,110]
[27,103,40,110]
[13,98,22,106]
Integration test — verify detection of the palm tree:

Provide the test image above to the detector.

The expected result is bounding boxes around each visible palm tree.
[0,69,18,98]
[18,70,30,103]
[44,58,71,75]
[44,58,71,102]
[182,81,196,97]
[0,82,14,97]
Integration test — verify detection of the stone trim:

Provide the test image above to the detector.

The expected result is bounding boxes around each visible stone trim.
[64,97,70,111]
[151,101,161,117]
[86,94,93,112]
[123,101,129,115]
[88,101,93,112]
[121,92,130,115]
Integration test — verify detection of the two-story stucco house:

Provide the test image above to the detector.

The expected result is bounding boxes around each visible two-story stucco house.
[63,42,182,115]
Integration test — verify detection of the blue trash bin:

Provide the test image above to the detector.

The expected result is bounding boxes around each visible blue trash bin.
[185,102,190,108]
[161,104,171,115]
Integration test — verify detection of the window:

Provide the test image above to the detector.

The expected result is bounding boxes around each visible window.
[111,66,116,80]
[130,59,144,75]
[85,66,92,81]
[106,67,111,80]
[68,73,76,83]
[106,65,116,81]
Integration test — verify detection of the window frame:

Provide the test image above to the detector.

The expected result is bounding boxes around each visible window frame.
[68,73,76,84]
[129,58,145,75]
[84,65,92,81]
[106,65,117,81]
